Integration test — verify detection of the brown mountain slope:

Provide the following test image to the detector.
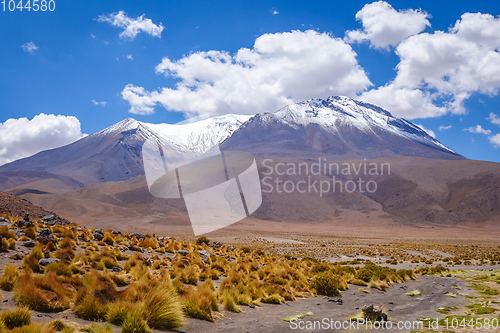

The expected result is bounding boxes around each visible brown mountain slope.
[6,156,500,234]
[0,190,70,223]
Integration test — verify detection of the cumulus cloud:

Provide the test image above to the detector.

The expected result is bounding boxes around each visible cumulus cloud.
[464,125,492,135]
[345,1,430,49]
[97,11,164,40]
[21,42,39,54]
[439,125,452,131]
[415,124,435,138]
[489,134,500,148]
[488,112,500,126]
[0,114,84,166]
[126,54,133,60]
[91,100,106,106]
[121,30,371,115]
[360,12,500,119]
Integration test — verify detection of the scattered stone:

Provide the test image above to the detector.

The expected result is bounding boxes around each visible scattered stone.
[328,297,342,304]
[10,253,24,260]
[37,228,55,244]
[130,233,145,240]
[198,250,212,260]
[23,240,36,248]
[176,250,189,256]
[39,258,61,266]
[18,219,34,228]
[0,217,11,226]
[249,304,255,309]
[111,266,122,273]
[362,304,388,322]
[93,229,104,241]
[446,274,452,277]
[42,215,61,226]
[111,230,122,235]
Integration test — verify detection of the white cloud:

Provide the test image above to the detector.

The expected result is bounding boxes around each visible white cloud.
[126,54,133,60]
[91,34,96,38]
[97,11,164,40]
[0,114,84,166]
[91,100,107,106]
[345,1,430,49]
[122,30,371,115]
[439,125,452,131]
[489,133,500,148]
[416,124,435,138]
[271,8,279,15]
[21,42,39,54]
[360,12,500,119]
[464,125,492,135]
[488,112,500,126]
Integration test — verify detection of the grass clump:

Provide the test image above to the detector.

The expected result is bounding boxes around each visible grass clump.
[283,312,313,322]
[406,290,421,296]
[140,282,184,330]
[310,274,342,297]
[49,319,73,332]
[471,283,499,296]
[1,307,31,329]
[79,323,113,333]
[0,264,18,291]
[222,291,241,313]
[359,288,370,293]
[13,271,72,312]
[121,314,151,333]
[195,236,210,245]
[106,301,137,326]
[466,303,497,315]
[262,294,285,304]
[76,294,108,321]
[45,262,72,277]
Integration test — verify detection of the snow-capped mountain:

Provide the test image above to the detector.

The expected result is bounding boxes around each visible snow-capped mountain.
[222,96,463,160]
[0,96,463,186]
[0,115,250,185]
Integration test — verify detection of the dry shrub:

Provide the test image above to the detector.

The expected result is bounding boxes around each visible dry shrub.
[139,282,184,330]
[14,270,73,312]
[0,264,19,291]
[75,294,107,321]
[1,307,31,329]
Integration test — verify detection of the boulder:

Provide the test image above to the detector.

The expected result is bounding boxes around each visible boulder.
[176,250,189,256]
[0,217,11,226]
[93,229,104,241]
[39,258,61,266]
[18,219,34,228]
[362,304,388,322]
[130,233,145,240]
[198,250,212,260]
[42,215,61,226]
[23,240,36,248]
[37,228,55,244]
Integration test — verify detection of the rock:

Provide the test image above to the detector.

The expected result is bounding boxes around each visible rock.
[111,230,122,235]
[328,297,342,304]
[9,253,24,260]
[278,258,284,262]
[23,240,36,248]
[93,229,104,241]
[37,229,55,244]
[145,258,154,266]
[0,217,11,226]
[111,266,122,273]
[198,250,212,260]
[42,215,61,226]
[18,219,34,228]
[249,304,255,309]
[362,304,388,322]
[130,233,145,240]
[446,274,452,277]
[176,250,189,256]
[39,258,61,266]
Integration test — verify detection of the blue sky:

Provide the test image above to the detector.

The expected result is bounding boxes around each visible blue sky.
[1,0,500,163]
